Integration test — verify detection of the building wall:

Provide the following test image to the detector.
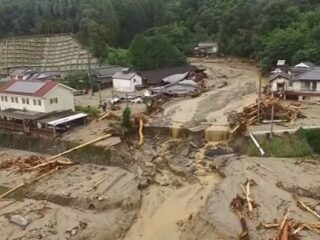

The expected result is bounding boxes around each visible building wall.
[287,81,301,91]
[271,77,288,91]
[0,94,45,112]
[113,75,142,92]
[44,86,75,112]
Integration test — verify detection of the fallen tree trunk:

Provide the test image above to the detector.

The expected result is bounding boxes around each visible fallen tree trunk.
[26,134,112,171]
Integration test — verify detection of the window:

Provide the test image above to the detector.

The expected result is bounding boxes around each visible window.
[1,96,3,102]
[22,98,26,104]
[26,98,29,105]
[33,99,37,105]
[15,97,18,103]
[11,97,14,103]
[289,82,293,87]
[38,100,42,106]
[50,98,58,104]
[4,96,8,102]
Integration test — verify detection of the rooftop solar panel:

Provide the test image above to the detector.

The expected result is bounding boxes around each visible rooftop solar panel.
[6,82,46,94]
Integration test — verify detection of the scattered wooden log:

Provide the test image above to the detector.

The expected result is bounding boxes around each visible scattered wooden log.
[297,199,320,220]
[240,181,255,219]
[0,166,59,199]
[230,195,250,240]
[26,134,112,171]
[138,117,144,145]
[98,112,110,121]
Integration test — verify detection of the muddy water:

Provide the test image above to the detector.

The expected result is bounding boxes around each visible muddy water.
[205,126,230,142]
[123,175,221,240]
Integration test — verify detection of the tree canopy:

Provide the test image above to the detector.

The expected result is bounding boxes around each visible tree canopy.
[0,0,319,71]
[129,35,186,70]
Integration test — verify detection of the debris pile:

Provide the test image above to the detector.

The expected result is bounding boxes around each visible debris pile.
[229,98,306,133]
[230,179,320,240]
[261,199,320,240]
[0,155,73,173]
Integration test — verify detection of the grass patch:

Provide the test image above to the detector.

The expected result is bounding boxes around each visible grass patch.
[248,133,314,157]
[298,129,320,154]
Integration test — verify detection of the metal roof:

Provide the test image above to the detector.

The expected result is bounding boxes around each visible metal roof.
[6,81,46,94]
[94,66,123,77]
[46,113,88,126]
[112,71,138,80]
[0,80,63,97]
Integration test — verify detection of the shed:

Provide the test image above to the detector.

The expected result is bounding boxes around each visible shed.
[112,69,142,92]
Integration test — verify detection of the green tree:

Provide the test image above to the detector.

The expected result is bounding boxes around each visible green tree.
[129,34,186,70]
[122,106,132,132]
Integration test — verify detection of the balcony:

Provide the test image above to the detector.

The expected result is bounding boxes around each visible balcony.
[300,88,317,92]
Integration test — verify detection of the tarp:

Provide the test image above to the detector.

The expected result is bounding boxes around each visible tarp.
[47,113,88,126]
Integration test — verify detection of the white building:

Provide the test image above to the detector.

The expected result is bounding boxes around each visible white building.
[112,69,143,92]
[0,80,75,113]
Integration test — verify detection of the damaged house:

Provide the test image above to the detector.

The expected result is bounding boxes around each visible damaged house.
[269,62,320,101]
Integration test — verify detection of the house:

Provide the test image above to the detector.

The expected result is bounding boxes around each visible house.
[286,68,320,101]
[9,68,34,81]
[271,60,290,74]
[112,69,142,92]
[290,62,316,77]
[0,80,75,113]
[269,72,290,92]
[193,42,219,56]
[93,66,123,88]
[294,62,316,69]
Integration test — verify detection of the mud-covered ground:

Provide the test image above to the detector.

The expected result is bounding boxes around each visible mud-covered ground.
[0,137,319,240]
[155,58,259,129]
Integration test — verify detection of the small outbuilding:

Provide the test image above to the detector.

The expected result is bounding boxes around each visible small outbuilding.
[112,69,142,92]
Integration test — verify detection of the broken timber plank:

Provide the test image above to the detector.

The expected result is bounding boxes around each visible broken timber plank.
[27,134,112,171]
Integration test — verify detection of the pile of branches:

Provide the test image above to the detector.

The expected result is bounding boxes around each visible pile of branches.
[0,155,73,173]
[229,97,306,134]
[230,180,258,240]
[261,199,320,239]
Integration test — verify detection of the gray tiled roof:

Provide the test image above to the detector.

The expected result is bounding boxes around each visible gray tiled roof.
[269,72,290,82]
[297,69,320,81]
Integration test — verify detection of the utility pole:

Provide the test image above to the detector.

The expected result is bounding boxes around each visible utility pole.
[87,54,94,97]
[270,92,275,139]
[257,60,262,123]
[98,81,102,106]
